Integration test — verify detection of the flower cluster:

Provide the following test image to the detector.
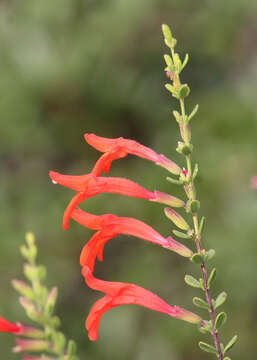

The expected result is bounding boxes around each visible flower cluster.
[0,233,78,359]
[50,134,201,341]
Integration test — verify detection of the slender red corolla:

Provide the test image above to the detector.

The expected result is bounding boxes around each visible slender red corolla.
[84,133,181,176]
[49,171,184,230]
[81,266,201,341]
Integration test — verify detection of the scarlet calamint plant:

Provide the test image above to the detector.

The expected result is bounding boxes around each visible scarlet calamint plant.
[49,25,237,358]
[1,25,238,359]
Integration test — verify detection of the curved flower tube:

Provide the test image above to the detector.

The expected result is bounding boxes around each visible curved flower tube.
[84,133,181,176]
[49,171,184,230]
[71,208,193,270]
[81,266,201,341]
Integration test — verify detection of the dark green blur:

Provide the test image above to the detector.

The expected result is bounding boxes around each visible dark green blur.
[1,0,257,359]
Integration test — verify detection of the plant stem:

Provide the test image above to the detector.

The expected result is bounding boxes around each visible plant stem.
[183,137,224,360]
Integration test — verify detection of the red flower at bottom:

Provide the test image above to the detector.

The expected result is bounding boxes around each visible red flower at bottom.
[0,317,21,334]
[82,266,201,341]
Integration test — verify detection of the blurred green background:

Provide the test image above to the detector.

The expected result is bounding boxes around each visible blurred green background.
[1,0,257,359]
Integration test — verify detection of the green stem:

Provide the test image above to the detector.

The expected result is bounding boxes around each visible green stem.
[169,49,224,359]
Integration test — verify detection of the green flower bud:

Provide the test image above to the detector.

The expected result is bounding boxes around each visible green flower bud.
[164,207,189,231]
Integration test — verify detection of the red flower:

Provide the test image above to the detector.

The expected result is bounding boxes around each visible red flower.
[85,133,181,176]
[81,266,201,341]
[0,317,21,334]
[49,171,184,230]
[71,208,192,270]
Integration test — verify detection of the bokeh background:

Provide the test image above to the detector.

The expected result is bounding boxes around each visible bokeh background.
[1,0,257,359]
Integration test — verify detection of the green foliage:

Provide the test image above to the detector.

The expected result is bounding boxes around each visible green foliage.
[224,335,238,354]
[12,234,79,359]
[184,275,201,288]
[215,312,227,330]
[207,268,217,288]
[192,297,209,310]
[191,253,203,264]
[214,292,228,309]
[199,341,218,354]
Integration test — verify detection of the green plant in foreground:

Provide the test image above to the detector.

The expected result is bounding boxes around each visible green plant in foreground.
[0,233,79,360]
[162,24,237,359]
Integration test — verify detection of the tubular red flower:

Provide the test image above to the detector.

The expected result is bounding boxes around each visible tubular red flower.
[71,208,192,270]
[81,266,201,341]
[49,171,184,230]
[84,133,181,175]
[0,317,21,334]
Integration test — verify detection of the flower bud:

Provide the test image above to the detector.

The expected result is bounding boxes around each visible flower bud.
[19,297,46,324]
[45,287,58,316]
[164,207,189,231]
[12,280,34,301]
[13,339,51,353]
[152,190,184,208]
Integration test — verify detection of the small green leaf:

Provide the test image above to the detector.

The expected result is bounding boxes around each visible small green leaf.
[191,253,203,264]
[173,110,181,123]
[223,357,231,360]
[199,216,206,235]
[224,335,238,354]
[207,268,216,288]
[173,53,182,71]
[187,104,199,122]
[162,24,175,48]
[192,163,198,180]
[205,249,216,262]
[199,278,204,290]
[179,84,190,99]
[215,292,227,309]
[164,54,173,68]
[165,84,178,98]
[193,297,209,310]
[184,274,201,288]
[20,245,30,260]
[215,312,227,330]
[181,53,189,71]
[199,342,218,354]
[172,229,193,239]
[166,177,183,185]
